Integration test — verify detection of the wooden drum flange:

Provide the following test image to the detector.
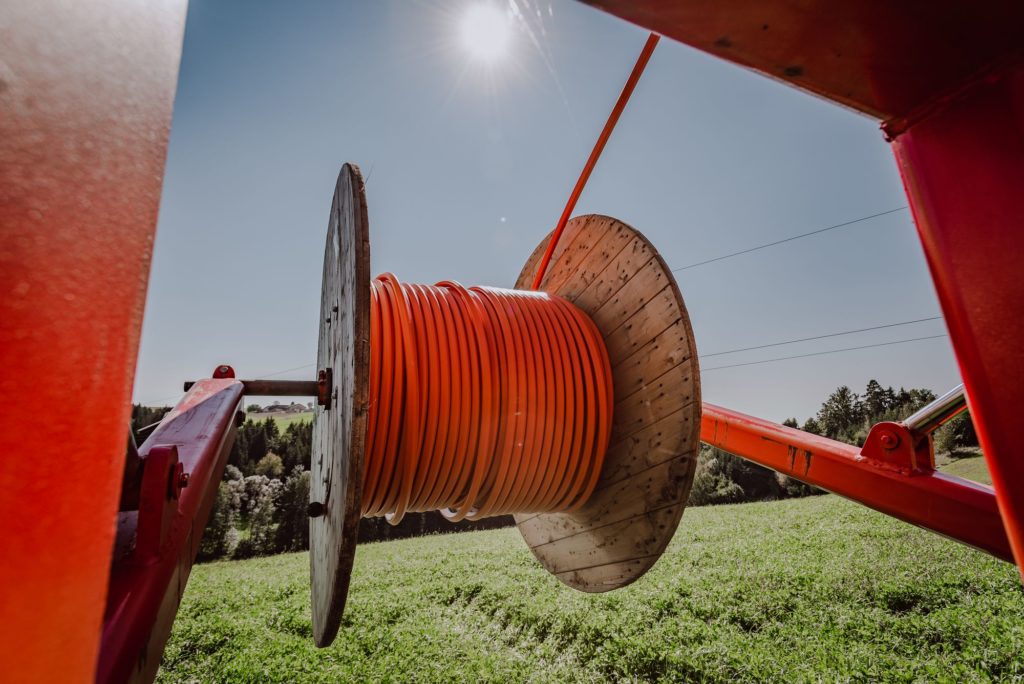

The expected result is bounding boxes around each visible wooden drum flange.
[514,216,701,592]
[310,164,370,647]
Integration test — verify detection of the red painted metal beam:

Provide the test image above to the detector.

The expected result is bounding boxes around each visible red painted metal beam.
[0,2,186,682]
[97,379,244,684]
[889,58,1024,577]
[582,1,1024,120]
[701,403,1013,564]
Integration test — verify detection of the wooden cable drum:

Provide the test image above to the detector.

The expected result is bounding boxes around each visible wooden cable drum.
[310,163,701,646]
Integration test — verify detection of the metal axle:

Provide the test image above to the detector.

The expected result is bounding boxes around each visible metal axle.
[903,384,968,435]
[183,378,319,397]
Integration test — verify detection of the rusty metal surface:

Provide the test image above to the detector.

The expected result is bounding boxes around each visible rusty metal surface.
[0,1,187,681]
[243,379,320,396]
[701,403,1013,563]
[582,1,1024,121]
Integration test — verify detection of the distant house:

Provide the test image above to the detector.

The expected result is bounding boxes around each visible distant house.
[260,402,309,415]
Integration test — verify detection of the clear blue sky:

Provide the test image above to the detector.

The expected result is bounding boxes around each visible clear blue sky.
[134,0,960,422]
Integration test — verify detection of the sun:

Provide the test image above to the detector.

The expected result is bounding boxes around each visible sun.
[459,2,512,64]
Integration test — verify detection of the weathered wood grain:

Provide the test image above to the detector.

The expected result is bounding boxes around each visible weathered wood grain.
[310,164,370,647]
[514,215,701,593]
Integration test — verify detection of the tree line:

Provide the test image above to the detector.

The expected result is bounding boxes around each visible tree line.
[129,378,977,561]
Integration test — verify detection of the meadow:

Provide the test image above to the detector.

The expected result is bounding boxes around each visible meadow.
[158,453,1023,682]
[247,411,314,430]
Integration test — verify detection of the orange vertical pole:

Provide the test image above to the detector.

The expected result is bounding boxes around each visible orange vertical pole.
[531,33,659,289]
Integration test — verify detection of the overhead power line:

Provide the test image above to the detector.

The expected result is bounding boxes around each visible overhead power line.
[141,318,945,403]
[701,316,943,358]
[256,363,315,379]
[701,334,948,372]
[672,206,909,272]
[138,204,918,405]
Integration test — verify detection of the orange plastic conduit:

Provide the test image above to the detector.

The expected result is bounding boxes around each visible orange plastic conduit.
[362,274,614,524]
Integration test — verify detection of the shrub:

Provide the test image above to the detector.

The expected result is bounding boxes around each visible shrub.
[198,482,237,561]
[274,468,312,553]
[255,452,284,479]
[935,411,979,455]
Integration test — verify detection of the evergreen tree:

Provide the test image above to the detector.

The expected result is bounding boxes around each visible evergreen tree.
[274,467,311,552]
[883,386,898,414]
[247,427,268,472]
[801,417,822,435]
[862,379,890,418]
[276,421,312,473]
[817,386,863,439]
[198,482,237,561]
[129,404,171,444]
[261,417,280,441]
[907,388,937,412]
[895,387,912,408]
[234,475,282,558]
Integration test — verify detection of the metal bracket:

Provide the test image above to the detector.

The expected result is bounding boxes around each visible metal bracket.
[860,421,934,474]
[135,445,187,559]
[317,367,333,410]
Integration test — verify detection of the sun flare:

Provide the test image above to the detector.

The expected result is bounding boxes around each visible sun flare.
[459,3,512,64]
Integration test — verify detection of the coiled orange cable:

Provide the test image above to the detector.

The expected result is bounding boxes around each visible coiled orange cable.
[362,274,613,524]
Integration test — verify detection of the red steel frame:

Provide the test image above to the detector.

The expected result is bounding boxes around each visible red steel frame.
[98,378,243,684]
[2,2,1023,683]
[887,61,1024,572]
[701,404,1012,563]
[0,2,188,683]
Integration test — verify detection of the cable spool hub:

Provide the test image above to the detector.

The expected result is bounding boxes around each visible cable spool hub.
[310,164,700,646]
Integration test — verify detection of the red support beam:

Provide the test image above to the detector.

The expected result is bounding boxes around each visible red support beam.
[98,379,244,684]
[888,58,1024,576]
[701,403,1013,564]
[582,1,1024,120]
[0,2,187,682]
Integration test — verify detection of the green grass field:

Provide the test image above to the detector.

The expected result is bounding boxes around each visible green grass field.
[158,454,1020,683]
[939,451,991,485]
[247,411,313,429]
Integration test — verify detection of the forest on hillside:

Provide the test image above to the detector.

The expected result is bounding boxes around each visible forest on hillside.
[131,378,977,562]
